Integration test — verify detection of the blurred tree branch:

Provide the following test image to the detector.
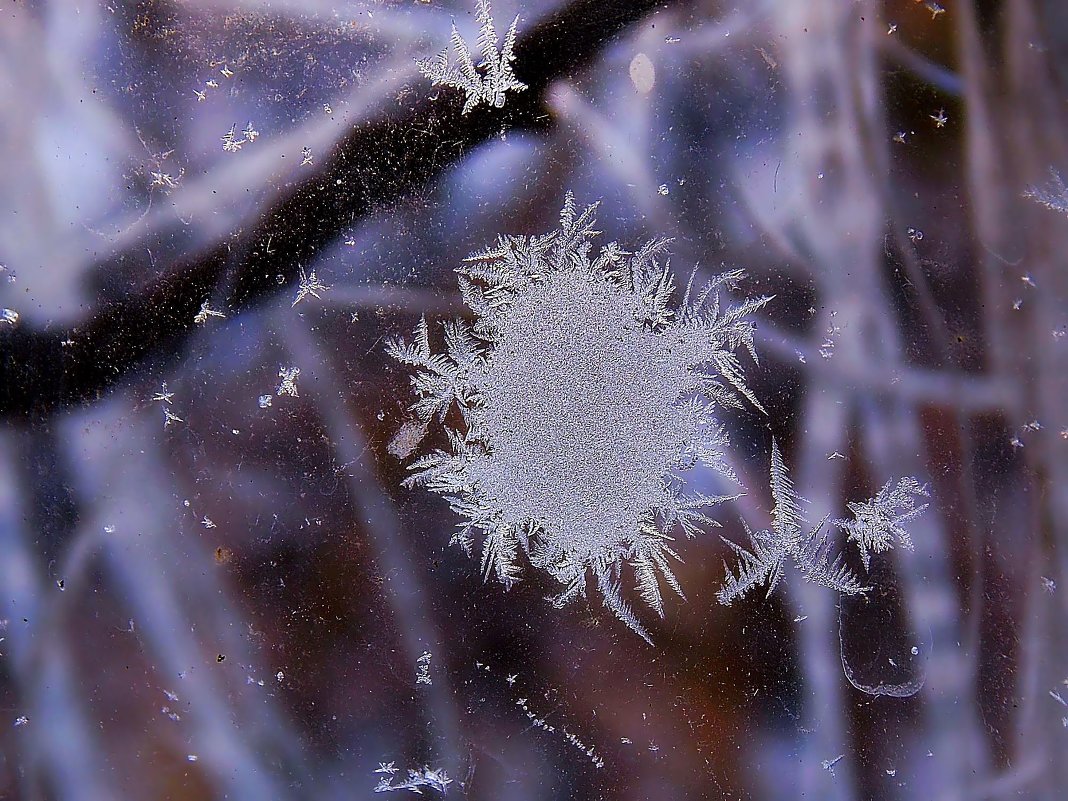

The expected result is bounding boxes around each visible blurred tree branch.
[0,0,673,421]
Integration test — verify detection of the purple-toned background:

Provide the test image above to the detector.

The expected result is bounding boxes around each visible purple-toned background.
[1,1,1066,799]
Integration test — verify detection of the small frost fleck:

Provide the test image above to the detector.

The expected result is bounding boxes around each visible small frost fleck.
[194,301,226,324]
[822,754,845,774]
[416,651,433,686]
[277,366,300,397]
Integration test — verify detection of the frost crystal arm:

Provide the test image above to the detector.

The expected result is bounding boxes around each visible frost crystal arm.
[718,439,867,604]
[417,0,528,114]
[834,477,929,570]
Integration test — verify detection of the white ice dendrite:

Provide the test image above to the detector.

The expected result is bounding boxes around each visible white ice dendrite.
[389,194,770,643]
[416,0,526,114]
[1023,168,1068,216]
[374,765,452,795]
[717,440,929,604]
[292,265,330,307]
[834,477,929,570]
[277,366,300,397]
[717,440,868,605]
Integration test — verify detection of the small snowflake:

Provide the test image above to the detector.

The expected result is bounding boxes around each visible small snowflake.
[194,301,226,324]
[150,170,181,189]
[930,108,948,128]
[151,383,174,404]
[925,1,946,19]
[221,124,246,153]
[301,147,313,166]
[163,408,184,429]
[292,265,331,307]
[277,366,300,397]
[243,122,259,143]
[1,308,19,326]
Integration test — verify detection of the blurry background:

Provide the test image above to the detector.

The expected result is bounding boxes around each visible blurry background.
[1,0,1067,798]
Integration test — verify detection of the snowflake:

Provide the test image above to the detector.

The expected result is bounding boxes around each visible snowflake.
[834,476,929,570]
[417,0,527,114]
[151,382,174,404]
[162,407,184,429]
[717,439,870,606]
[389,194,770,643]
[194,301,226,324]
[374,766,452,795]
[221,124,246,153]
[150,170,182,190]
[415,651,433,685]
[277,366,300,397]
[292,265,331,307]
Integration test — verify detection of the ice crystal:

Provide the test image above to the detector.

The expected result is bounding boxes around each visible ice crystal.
[292,265,331,307]
[416,0,526,114]
[717,440,870,605]
[220,124,245,153]
[374,766,452,795]
[389,194,770,643]
[1024,168,1068,215]
[834,476,929,570]
[719,442,930,604]
[277,366,300,397]
[193,301,226,324]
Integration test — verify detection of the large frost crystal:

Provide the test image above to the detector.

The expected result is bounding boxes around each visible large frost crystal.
[388,195,770,643]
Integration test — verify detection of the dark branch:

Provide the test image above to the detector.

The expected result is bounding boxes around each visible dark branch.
[0,0,670,420]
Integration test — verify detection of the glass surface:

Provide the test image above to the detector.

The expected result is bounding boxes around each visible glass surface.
[1,1,1066,799]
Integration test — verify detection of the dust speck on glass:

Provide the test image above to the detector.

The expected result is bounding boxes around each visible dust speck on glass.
[0,1,1064,800]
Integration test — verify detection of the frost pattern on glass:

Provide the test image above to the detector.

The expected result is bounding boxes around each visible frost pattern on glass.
[834,477,929,570]
[718,440,869,605]
[388,194,769,643]
[373,763,452,795]
[1023,168,1068,215]
[718,440,930,605]
[416,0,526,114]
